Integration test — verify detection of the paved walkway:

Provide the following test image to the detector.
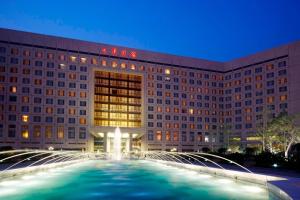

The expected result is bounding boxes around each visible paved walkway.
[249,167,300,200]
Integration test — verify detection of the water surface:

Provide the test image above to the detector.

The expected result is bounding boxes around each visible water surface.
[0,160,278,200]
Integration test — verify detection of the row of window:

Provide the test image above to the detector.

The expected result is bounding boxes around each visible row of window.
[147,130,220,143]
[6,115,87,124]
[0,124,87,139]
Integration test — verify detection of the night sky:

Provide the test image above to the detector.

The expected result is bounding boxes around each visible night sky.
[0,0,299,61]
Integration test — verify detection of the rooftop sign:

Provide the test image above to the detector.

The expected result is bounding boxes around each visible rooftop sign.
[101,47,137,59]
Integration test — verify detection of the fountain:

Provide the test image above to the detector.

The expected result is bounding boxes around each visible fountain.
[113,127,122,160]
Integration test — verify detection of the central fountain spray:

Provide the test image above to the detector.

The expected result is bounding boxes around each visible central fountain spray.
[113,127,122,160]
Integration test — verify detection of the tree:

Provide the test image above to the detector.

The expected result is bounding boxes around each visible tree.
[268,112,300,158]
[256,107,275,152]
[221,123,233,149]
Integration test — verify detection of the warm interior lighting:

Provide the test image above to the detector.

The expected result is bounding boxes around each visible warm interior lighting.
[70,56,77,62]
[22,115,29,122]
[10,86,17,93]
[165,69,170,75]
[130,64,136,70]
[80,57,87,63]
[112,61,118,68]
[21,130,29,139]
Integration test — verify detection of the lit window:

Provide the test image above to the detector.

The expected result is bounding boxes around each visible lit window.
[204,135,209,142]
[69,108,76,115]
[46,107,53,114]
[139,65,145,71]
[23,50,30,56]
[256,83,262,89]
[21,126,29,139]
[101,60,107,66]
[70,56,77,62]
[69,91,76,97]
[22,96,29,103]
[22,115,29,122]
[245,108,252,113]
[10,86,17,93]
[91,58,97,65]
[166,131,171,141]
[165,69,170,75]
[47,53,54,59]
[45,126,52,139]
[112,61,118,68]
[205,124,209,130]
[33,126,41,138]
[189,109,194,115]
[57,127,64,139]
[79,118,86,124]
[267,96,274,103]
[80,57,87,63]
[80,92,86,98]
[130,64,136,70]
[157,106,162,112]
[280,95,287,101]
[58,90,65,96]
[266,64,274,70]
[121,63,126,69]
[59,55,65,61]
[173,132,179,141]
[156,131,162,141]
[35,52,43,58]
[59,63,65,69]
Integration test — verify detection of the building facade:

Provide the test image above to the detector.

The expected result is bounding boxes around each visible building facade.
[0,28,299,152]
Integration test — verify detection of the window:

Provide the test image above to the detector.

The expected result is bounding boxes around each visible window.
[148,130,154,141]
[69,65,76,71]
[21,125,29,139]
[35,61,43,67]
[278,61,286,67]
[45,126,52,139]
[79,127,86,139]
[68,127,75,139]
[22,115,29,122]
[0,47,6,53]
[156,131,162,141]
[0,56,5,63]
[33,125,41,138]
[57,127,64,139]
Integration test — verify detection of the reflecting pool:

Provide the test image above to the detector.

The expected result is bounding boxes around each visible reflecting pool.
[0,160,278,200]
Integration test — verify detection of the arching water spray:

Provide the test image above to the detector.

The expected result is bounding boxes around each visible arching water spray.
[113,127,122,160]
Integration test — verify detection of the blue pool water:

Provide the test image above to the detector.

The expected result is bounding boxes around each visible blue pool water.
[0,160,278,200]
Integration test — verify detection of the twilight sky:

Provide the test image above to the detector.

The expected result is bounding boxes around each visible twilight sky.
[0,0,299,61]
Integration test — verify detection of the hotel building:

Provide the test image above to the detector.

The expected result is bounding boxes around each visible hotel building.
[0,28,299,152]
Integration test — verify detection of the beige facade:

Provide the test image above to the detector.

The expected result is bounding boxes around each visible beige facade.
[0,28,299,152]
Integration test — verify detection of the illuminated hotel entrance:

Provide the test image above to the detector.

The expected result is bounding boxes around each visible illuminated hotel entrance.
[93,71,143,152]
[93,131,142,152]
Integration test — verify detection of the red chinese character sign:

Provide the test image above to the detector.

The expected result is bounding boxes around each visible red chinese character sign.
[100,47,137,59]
